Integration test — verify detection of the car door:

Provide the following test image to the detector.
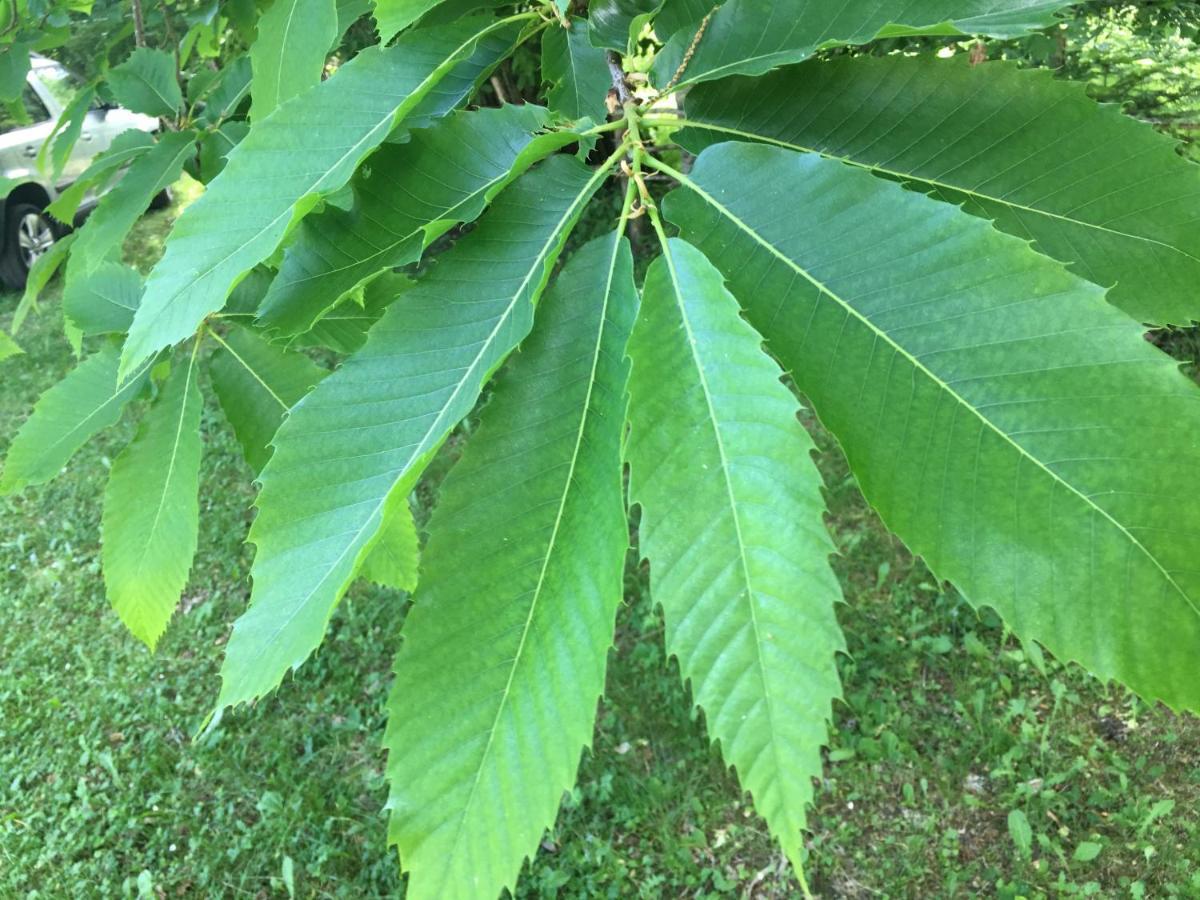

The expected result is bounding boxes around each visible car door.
[0,83,55,184]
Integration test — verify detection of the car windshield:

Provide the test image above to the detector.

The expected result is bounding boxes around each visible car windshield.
[34,62,82,109]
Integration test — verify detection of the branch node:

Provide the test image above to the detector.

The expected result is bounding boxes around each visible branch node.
[606,50,633,108]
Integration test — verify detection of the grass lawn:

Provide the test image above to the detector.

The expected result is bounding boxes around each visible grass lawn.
[2,184,1199,898]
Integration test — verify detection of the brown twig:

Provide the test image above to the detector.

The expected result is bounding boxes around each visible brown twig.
[131,0,147,47]
[489,75,508,105]
[605,50,632,107]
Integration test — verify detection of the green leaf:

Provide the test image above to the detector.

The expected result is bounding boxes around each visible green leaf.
[196,55,252,124]
[542,19,611,122]
[1139,798,1175,835]
[208,324,326,474]
[120,17,521,382]
[385,231,636,899]
[373,0,450,43]
[107,47,183,117]
[250,0,338,120]
[652,0,1074,88]
[11,233,75,336]
[0,343,152,494]
[215,154,610,711]
[0,41,32,102]
[625,237,842,870]
[0,330,22,362]
[357,492,419,592]
[258,104,574,338]
[102,347,203,649]
[63,311,84,360]
[65,130,195,276]
[587,0,662,52]
[281,855,296,898]
[186,64,224,106]
[194,121,249,183]
[414,0,508,27]
[223,267,276,316]
[41,86,96,181]
[679,57,1200,326]
[46,129,156,225]
[662,141,1200,711]
[285,271,409,353]
[62,261,143,336]
[337,0,373,34]
[653,0,714,42]
[1073,841,1102,862]
[1008,809,1033,858]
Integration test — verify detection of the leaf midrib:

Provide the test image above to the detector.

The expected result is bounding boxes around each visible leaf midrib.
[655,238,799,835]
[224,154,615,708]
[654,157,1200,620]
[677,119,1200,266]
[275,124,569,301]
[20,355,153,484]
[126,343,199,584]
[670,6,1065,92]
[275,163,517,289]
[438,231,626,886]
[127,20,508,377]
[76,136,195,265]
[268,0,302,116]
[208,329,290,411]
[122,61,179,115]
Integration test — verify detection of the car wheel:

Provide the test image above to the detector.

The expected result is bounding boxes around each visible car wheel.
[0,203,57,291]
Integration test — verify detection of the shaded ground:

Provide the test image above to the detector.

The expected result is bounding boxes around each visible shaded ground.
[2,186,1199,899]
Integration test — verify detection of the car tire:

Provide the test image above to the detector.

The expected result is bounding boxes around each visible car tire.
[0,203,58,292]
[148,187,173,211]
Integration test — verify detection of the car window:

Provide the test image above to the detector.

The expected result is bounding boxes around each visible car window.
[0,85,51,134]
[34,62,82,109]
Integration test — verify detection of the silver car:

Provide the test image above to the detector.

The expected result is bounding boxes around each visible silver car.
[0,55,160,290]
